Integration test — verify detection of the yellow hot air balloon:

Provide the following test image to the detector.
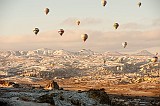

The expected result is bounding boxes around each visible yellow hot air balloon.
[114,23,119,30]
[76,20,80,25]
[44,8,49,15]
[151,56,158,63]
[33,28,39,35]
[58,29,64,36]
[101,0,107,7]
[81,34,88,42]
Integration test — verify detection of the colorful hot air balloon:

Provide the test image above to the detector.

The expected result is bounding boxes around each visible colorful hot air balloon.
[58,29,64,36]
[114,23,119,30]
[101,0,107,7]
[81,34,88,42]
[33,28,39,35]
[76,20,80,25]
[151,56,158,63]
[138,2,142,7]
[44,8,49,15]
[122,42,127,48]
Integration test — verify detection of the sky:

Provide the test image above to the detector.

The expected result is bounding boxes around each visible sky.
[0,0,160,53]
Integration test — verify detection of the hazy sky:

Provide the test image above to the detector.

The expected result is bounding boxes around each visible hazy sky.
[0,0,160,53]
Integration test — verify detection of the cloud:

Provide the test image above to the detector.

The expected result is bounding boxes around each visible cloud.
[0,28,160,52]
[79,29,160,52]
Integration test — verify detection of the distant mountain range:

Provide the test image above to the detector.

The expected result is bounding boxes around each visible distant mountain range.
[0,48,155,57]
[78,49,95,55]
[133,50,154,56]
[104,51,123,56]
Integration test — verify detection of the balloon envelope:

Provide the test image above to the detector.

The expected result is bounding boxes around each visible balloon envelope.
[58,29,64,36]
[138,2,141,7]
[151,56,158,63]
[114,23,119,29]
[101,0,107,7]
[81,34,88,42]
[45,8,49,15]
[33,28,39,35]
[77,20,80,25]
[122,42,127,48]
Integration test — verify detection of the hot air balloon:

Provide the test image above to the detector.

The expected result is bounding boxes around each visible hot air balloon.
[76,20,80,25]
[101,0,107,7]
[122,42,127,48]
[81,34,88,42]
[58,29,64,36]
[151,52,159,62]
[117,66,120,71]
[44,8,49,15]
[33,28,39,35]
[138,2,142,7]
[113,23,119,30]
[151,56,158,63]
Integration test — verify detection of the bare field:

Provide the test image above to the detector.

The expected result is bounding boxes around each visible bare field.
[6,77,159,97]
[55,79,160,97]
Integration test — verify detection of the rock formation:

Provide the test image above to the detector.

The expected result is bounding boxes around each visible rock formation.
[45,80,59,90]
